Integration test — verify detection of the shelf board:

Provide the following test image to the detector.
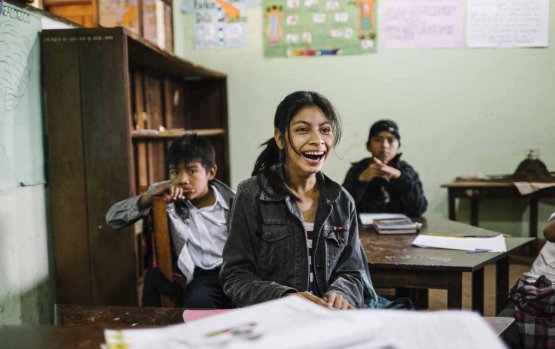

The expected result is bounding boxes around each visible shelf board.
[131,128,225,140]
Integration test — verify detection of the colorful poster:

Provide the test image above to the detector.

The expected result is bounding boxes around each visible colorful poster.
[0,4,43,189]
[192,0,249,48]
[381,0,464,49]
[467,0,549,48]
[263,0,377,57]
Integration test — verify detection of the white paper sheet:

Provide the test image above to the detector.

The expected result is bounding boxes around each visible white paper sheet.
[381,0,465,49]
[467,0,549,48]
[413,234,507,252]
[104,297,505,349]
[104,297,379,349]
[346,310,505,349]
[359,213,408,226]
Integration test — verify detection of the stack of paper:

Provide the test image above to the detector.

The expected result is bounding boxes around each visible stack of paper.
[412,234,506,253]
[359,213,408,226]
[102,296,505,349]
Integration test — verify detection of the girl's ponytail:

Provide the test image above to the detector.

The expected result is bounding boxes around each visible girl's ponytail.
[251,137,281,176]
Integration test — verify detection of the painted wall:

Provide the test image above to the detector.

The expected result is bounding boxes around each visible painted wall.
[174,2,555,237]
[0,186,53,324]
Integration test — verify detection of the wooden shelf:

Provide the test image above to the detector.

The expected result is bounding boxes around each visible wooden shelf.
[131,128,225,140]
[42,27,229,306]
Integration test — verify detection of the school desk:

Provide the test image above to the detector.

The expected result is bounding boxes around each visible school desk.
[0,306,515,349]
[360,217,533,314]
[441,179,555,240]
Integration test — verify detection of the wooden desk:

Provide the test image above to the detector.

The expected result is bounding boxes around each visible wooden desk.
[0,310,515,349]
[54,304,185,327]
[441,180,555,239]
[360,217,533,314]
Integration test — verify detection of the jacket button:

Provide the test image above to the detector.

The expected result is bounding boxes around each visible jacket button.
[264,232,270,239]
[316,264,321,269]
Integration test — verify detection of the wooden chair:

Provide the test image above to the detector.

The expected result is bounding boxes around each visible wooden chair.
[150,197,176,307]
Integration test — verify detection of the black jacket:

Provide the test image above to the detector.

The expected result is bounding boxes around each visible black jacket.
[342,155,427,216]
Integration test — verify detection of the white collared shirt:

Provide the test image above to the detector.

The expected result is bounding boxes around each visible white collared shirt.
[167,185,229,281]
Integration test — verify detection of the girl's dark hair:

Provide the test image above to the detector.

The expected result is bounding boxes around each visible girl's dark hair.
[252,91,342,198]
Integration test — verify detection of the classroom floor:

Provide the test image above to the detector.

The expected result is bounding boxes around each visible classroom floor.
[427,254,534,316]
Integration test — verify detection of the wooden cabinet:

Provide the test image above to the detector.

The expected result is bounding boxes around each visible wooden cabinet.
[42,27,229,305]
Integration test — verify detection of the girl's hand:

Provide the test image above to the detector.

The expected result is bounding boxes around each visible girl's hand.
[323,291,354,310]
[288,291,329,308]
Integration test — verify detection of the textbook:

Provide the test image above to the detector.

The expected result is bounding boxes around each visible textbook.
[359,212,407,226]
[373,217,422,234]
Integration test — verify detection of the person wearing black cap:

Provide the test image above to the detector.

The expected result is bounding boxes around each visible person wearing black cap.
[342,119,427,216]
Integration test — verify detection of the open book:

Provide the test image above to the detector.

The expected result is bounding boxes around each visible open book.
[373,217,422,234]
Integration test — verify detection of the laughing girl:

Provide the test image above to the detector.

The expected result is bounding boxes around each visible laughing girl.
[220,91,365,309]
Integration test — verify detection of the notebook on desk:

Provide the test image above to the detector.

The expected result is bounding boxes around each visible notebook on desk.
[358,213,408,226]
[372,217,422,235]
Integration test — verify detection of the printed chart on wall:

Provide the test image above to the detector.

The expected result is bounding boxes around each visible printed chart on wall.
[0,3,43,190]
[188,0,250,48]
[262,0,377,57]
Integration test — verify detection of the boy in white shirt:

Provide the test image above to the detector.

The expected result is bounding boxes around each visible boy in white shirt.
[106,134,234,308]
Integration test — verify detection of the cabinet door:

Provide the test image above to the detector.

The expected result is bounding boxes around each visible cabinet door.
[78,30,137,305]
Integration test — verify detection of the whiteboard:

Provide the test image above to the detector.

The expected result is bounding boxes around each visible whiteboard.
[0,3,43,189]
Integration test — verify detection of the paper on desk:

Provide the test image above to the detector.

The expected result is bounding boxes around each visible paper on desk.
[513,181,555,195]
[104,296,378,349]
[103,297,505,349]
[413,234,506,252]
[345,310,504,349]
[359,213,408,226]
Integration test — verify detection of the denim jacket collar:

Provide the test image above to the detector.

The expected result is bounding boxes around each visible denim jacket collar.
[258,164,342,205]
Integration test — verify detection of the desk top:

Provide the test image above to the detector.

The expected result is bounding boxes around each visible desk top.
[442,178,555,188]
[361,217,533,272]
[0,317,514,349]
[54,304,185,327]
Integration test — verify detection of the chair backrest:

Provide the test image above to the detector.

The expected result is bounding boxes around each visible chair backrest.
[151,197,175,307]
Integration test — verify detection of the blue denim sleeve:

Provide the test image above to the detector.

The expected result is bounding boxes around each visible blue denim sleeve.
[220,182,296,306]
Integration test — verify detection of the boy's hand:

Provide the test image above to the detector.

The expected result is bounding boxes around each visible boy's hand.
[358,158,400,182]
[138,182,185,209]
[358,159,382,182]
[288,291,329,308]
[323,291,354,310]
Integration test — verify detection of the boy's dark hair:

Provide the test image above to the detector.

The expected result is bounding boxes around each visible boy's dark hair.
[252,91,342,200]
[166,134,216,172]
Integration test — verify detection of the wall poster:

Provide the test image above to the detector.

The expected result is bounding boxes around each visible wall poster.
[263,0,377,57]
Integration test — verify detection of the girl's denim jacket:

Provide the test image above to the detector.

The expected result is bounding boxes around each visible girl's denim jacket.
[220,165,365,308]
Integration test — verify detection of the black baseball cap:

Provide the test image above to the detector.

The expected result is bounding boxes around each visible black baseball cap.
[368,119,400,142]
